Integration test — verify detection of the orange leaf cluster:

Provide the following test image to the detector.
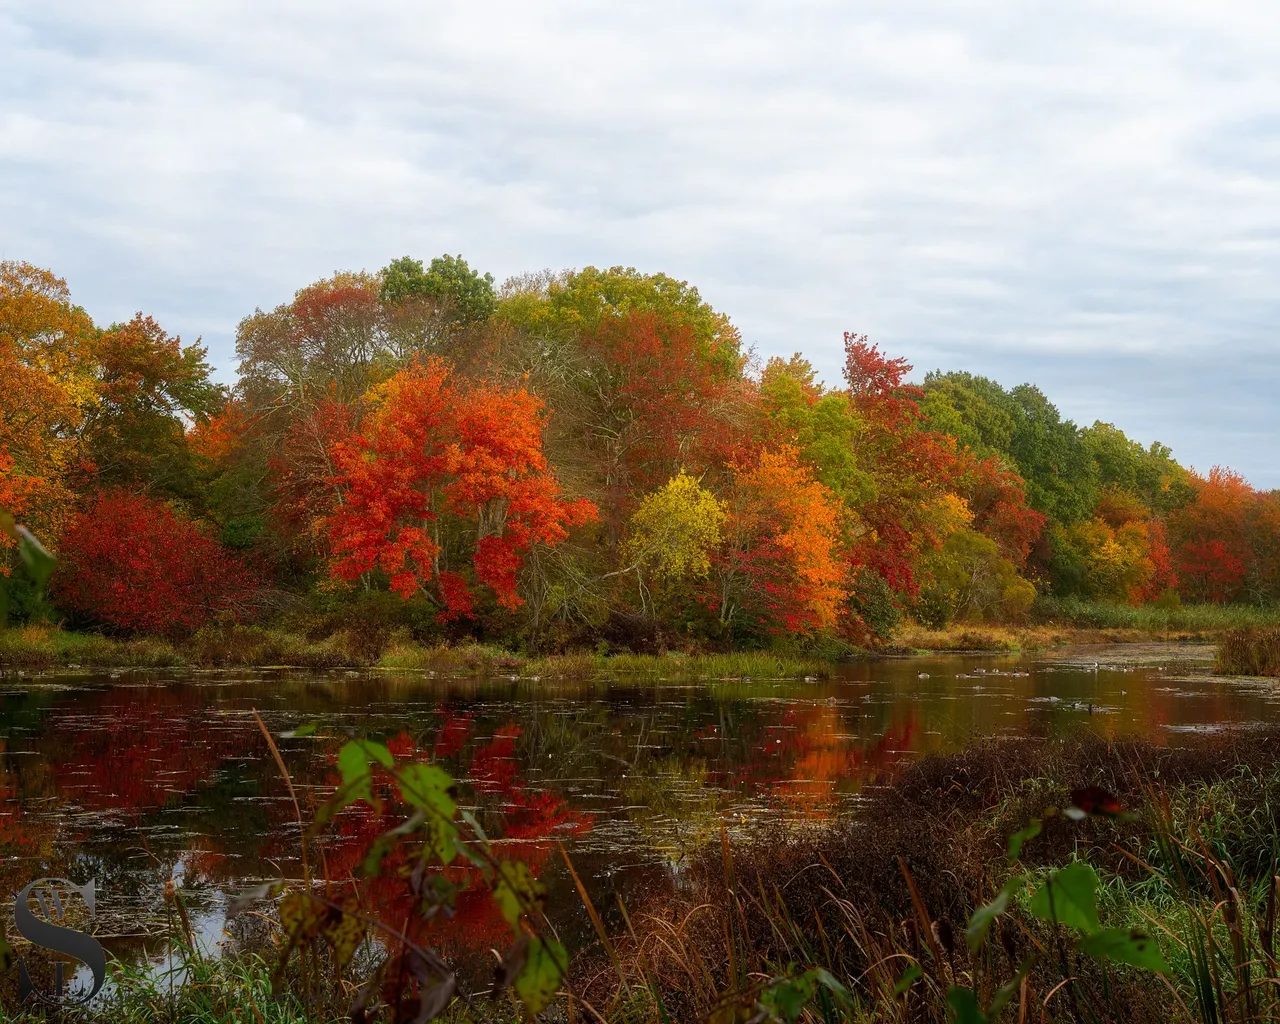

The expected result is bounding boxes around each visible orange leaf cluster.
[326,358,596,618]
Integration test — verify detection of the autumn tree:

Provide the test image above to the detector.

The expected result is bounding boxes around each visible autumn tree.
[625,472,726,583]
[1168,468,1256,602]
[715,447,848,636]
[947,450,1045,567]
[53,490,258,636]
[842,335,957,597]
[325,358,597,620]
[758,354,870,506]
[0,261,97,560]
[498,265,741,375]
[79,313,223,497]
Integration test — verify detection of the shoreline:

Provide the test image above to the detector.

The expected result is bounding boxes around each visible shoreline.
[0,621,1230,676]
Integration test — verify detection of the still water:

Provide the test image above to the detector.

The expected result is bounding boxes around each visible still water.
[0,643,1269,964]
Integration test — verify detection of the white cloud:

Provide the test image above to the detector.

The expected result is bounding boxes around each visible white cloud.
[2,0,1279,483]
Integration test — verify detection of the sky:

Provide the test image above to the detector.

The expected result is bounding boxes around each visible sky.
[3,2,1279,485]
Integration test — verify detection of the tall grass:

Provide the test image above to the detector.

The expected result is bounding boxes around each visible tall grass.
[1034,596,1280,633]
[583,729,1280,1022]
[376,640,522,673]
[1215,627,1280,676]
[19,728,1280,1022]
[0,625,183,670]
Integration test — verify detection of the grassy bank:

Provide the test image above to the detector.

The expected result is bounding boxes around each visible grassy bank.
[897,597,1280,652]
[4,597,1278,672]
[593,728,1280,1022]
[0,624,836,679]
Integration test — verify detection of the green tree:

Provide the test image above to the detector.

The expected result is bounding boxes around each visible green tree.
[759,355,871,506]
[80,314,224,499]
[498,265,742,377]
[918,529,1036,626]
[380,254,497,326]
[923,372,1097,523]
[1081,421,1190,517]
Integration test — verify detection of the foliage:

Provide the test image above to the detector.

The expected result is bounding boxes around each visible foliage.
[499,264,742,376]
[842,334,958,600]
[625,471,726,582]
[922,370,1099,524]
[326,358,597,619]
[79,313,224,497]
[1168,467,1262,603]
[6,255,1280,645]
[716,447,849,636]
[917,529,1037,626]
[52,490,258,636]
[380,253,497,326]
[229,727,575,1022]
[0,261,97,557]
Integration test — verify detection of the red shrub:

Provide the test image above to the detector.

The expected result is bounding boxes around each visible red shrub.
[53,490,257,636]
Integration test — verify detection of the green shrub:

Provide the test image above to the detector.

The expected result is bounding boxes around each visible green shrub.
[847,568,901,640]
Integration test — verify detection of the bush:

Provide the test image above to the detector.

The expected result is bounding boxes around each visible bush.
[914,582,955,630]
[53,491,259,637]
[847,568,901,640]
[921,529,1036,623]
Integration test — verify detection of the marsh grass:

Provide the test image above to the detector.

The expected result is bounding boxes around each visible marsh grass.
[1034,596,1280,633]
[1215,627,1280,676]
[584,729,1280,1023]
[0,625,183,669]
[376,640,521,674]
[893,621,1064,652]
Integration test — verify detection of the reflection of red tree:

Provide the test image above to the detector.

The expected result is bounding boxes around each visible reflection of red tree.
[43,691,252,814]
[181,835,229,885]
[0,743,37,854]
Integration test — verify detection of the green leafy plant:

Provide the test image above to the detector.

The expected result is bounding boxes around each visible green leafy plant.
[230,719,579,1022]
[948,787,1167,1022]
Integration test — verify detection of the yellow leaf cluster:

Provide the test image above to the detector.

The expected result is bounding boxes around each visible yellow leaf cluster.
[627,471,726,581]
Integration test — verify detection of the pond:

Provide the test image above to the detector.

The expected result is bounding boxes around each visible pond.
[0,643,1272,976]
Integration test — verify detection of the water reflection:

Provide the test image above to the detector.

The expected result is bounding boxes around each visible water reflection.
[0,643,1263,963]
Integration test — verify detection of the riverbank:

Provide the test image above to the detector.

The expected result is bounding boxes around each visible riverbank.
[5,600,1279,673]
[589,726,1280,1022]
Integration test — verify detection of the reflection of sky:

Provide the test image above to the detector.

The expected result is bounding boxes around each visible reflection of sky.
[5,5,1280,483]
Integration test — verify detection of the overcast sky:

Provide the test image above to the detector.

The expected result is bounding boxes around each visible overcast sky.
[3,2,1279,485]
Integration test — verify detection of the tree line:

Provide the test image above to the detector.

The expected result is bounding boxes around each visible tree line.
[3,256,1277,648]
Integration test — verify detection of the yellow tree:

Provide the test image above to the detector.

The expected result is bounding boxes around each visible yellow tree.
[0,261,97,557]
[625,471,727,583]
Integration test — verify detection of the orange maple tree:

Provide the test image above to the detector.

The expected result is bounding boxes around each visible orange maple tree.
[326,358,597,619]
[715,446,849,634]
